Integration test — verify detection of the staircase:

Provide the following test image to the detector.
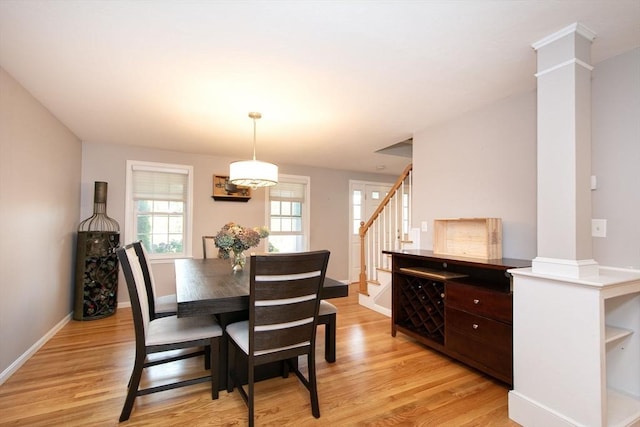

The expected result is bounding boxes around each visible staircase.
[357,164,413,316]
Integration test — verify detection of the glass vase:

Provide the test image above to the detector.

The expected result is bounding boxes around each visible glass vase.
[230,250,246,272]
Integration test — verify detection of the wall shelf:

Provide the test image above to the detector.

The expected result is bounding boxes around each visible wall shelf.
[605,325,633,344]
[608,389,640,427]
[212,175,251,202]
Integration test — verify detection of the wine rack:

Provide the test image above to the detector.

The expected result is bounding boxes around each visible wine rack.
[396,275,445,344]
[389,250,531,385]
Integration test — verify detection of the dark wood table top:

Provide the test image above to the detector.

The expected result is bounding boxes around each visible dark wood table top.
[175,258,349,317]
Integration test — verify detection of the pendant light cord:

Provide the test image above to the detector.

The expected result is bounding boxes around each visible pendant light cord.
[248,111,262,161]
[252,116,257,161]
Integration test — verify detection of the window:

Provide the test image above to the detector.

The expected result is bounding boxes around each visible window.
[352,189,362,235]
[266,175,310,253]
[125,161,193,259]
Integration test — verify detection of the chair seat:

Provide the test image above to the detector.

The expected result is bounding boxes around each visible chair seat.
[226,320,250,354]
[147,315,222,347]
[155,294,178,314]
[227,320,313,357]
[318,300,337,316]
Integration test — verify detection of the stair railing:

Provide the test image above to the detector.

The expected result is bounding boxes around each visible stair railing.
[358,163,413,295]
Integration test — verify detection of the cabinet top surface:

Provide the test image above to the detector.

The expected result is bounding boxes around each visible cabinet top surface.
[510,266,640,288]
[384,249,531,269]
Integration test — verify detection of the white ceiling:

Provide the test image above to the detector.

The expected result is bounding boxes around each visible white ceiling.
[1,1,638,176]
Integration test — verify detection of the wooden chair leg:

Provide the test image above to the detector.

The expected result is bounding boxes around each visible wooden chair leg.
[119,353,145,422]
[248,364,255,427]
[204,344,211,370]
[226,341,235,393]
[308,352,320,418]
[324,314,336,363]
[318,313,336,363]
[210,338,219,399]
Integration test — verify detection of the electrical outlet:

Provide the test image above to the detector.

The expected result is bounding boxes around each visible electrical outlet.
[592,219,607,237]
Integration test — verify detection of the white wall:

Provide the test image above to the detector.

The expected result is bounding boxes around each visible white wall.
[591,48,640,269]
[0,67,82,379]
[412,90,538,260]
[411,47,640,269]
[81,142,397,301]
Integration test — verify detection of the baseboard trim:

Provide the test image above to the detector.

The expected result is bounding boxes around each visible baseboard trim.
[358,293,392,318]
[0,312,72,386]
[508,390,579,427]
[368,304,391,318]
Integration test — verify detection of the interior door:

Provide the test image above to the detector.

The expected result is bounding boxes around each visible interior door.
[349,181,393,284]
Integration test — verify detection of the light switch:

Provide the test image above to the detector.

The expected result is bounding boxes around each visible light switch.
[592,219,607,237]
[421,221,428,232]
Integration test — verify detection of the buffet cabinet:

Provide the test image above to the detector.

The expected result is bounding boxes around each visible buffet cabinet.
[387,250,530,385]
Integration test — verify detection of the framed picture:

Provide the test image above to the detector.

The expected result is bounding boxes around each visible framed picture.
[212,175,251,202]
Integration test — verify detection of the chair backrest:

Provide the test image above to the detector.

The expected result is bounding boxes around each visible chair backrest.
[202,236,216,259]
[248,250,330,363]
[131,241,159,318]
[116,244,151,344]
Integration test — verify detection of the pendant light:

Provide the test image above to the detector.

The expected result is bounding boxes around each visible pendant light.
[229,112,278,188]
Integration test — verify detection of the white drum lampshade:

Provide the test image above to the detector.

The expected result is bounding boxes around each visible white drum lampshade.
[229,112,278,189]
[229,159,278,188]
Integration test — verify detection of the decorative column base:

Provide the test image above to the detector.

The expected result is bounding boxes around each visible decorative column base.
[532,256,599,279]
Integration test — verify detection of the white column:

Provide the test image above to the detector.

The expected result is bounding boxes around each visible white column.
[510,23,640,427]
[531,23,599,279]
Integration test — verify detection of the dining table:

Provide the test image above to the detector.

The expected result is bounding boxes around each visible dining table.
[174,257,349,388]
[175,257,348,317]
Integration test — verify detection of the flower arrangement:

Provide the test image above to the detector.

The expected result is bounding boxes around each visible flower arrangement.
[214,222,269,259]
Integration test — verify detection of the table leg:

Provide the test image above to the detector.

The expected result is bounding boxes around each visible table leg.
[216,311,247,390]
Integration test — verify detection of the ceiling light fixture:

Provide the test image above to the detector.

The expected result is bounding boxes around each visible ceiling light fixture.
[229,112,278,188]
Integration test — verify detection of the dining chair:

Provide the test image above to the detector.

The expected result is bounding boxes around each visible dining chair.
[130,241,210,372]
[132,241,177,319]
[116,244,222,422]
[226,250,330,426]
[202,235,216,259]
[317,300,337,363]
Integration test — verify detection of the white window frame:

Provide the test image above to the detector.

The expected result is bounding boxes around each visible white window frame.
[124,160,194,261]
[264,174,310,253]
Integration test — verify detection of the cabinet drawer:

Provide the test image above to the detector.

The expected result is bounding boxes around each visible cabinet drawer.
[446,281,512,323]
[446,307,512,379]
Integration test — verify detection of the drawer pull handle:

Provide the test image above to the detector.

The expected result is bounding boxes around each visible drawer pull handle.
[472,324,479,330]
[473,299,480,304]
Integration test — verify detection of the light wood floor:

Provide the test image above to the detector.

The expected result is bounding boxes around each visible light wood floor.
[0,284,520,426]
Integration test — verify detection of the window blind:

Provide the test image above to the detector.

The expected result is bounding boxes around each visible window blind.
[132,169,188,201]
[269,182,305,201]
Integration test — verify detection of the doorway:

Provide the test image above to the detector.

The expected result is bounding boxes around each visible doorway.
[348,181,393,284]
